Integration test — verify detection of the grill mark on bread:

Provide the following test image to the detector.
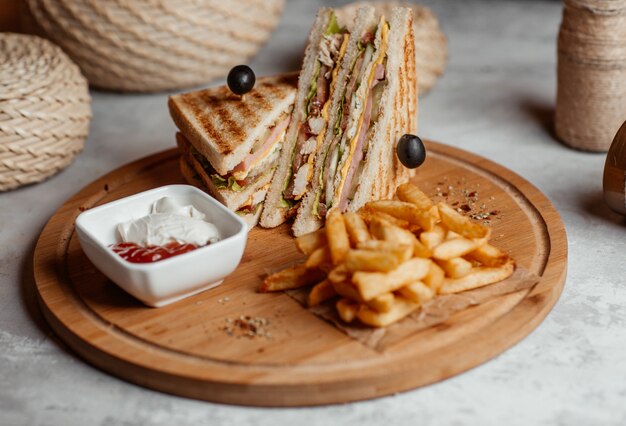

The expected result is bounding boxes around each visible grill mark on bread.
[235,95,257,129]
[178,91,226,153]
[212,102,243,154]
[173,76,297,156]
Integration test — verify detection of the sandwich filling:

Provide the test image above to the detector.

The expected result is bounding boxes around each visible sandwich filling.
[204,114,289,192]
[178,112,290,217]
[280,11,347,209]
[235,184,269,217]
[182,156,265,217]
[312,16,390,218]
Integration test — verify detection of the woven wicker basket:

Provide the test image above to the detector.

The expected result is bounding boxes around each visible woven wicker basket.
[0,33,91,192]
[26,0,286,92]
[555,0,626,151]
[335,1,448,94]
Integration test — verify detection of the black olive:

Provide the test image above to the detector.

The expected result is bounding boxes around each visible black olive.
[227,65,256,96]
[396,134,426,169]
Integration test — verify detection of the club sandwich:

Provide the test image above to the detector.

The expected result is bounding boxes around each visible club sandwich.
[169,74,298,227]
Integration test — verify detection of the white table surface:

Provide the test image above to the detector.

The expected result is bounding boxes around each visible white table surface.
[2,1,626,425]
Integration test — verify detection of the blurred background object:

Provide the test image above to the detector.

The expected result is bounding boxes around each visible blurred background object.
[603,120,626,215]
[23,0,286,92]
[0,33,91,191]
[0,0,20,31]
[555,0,626,152]
[335,1,447,94]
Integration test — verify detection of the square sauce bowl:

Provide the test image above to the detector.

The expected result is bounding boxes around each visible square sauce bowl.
[75,185,248,307]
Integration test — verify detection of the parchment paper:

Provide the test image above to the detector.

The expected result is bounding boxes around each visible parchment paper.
[287,267,540,352]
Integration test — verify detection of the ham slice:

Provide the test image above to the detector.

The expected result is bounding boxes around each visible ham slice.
[232,117,290,174]
[374,63,385,81]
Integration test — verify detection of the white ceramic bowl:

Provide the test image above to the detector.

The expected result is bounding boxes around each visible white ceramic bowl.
[75,185,248,307]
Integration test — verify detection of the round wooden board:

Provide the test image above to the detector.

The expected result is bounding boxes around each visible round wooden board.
[33,141,567,406]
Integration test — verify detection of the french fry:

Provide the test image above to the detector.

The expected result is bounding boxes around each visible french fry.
[397,281,435,304]
[305,246,331,269]
[412,239,433,258]
[331,280,363,302]
[358,209,411,229]
[336,298,359,323]
[436,257,473,279]
[357,240,413,263]
[345,249,400,272]
[437,202,490,239]
[353,258,432,300]
[424,205,441,228]
[420,225,446,250]
[356,296,420,327]
[369,218,418,246]
[328,264,350,284]
[365,293,395,313]
[344,212,370,245]
[446,230,462,240]
[326,210,350,264]
[439,260,515,294]
[466,243,509,267]
[365,200,436,231]
[296,229,327,255]
[260,264,326,292]
[424,262,445,293]
[260,175,516,329]
[307,279,336,306]
[396,183,433,211]
[432,238,477,261]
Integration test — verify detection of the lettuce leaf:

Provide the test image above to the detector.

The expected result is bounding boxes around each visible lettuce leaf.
[278,198,298,209]
[211,174,243,192]
[325,11,341,36]
[305,62,321,115]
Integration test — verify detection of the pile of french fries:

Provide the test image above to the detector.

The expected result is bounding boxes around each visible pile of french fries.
[260,183,515,327]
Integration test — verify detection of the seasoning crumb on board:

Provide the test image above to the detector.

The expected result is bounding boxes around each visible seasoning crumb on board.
[428,177,502,225]
[221,315,272,339]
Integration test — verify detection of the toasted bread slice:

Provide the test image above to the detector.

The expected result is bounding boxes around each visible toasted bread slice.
[169,73,297,176]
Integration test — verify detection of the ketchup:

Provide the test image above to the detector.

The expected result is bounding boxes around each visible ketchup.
[110,242,199,263]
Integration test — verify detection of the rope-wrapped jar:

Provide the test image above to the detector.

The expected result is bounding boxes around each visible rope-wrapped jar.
[0,33,91,192]
[555,0,626,152]
[335,1,447,94]
[26,0,286,92]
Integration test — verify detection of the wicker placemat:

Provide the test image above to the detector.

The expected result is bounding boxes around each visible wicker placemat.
[27,0,285,92]
[335,1,448,94]
[0,33,91,192]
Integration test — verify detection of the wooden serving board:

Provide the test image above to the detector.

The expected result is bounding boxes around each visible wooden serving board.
[33,141,567,406]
